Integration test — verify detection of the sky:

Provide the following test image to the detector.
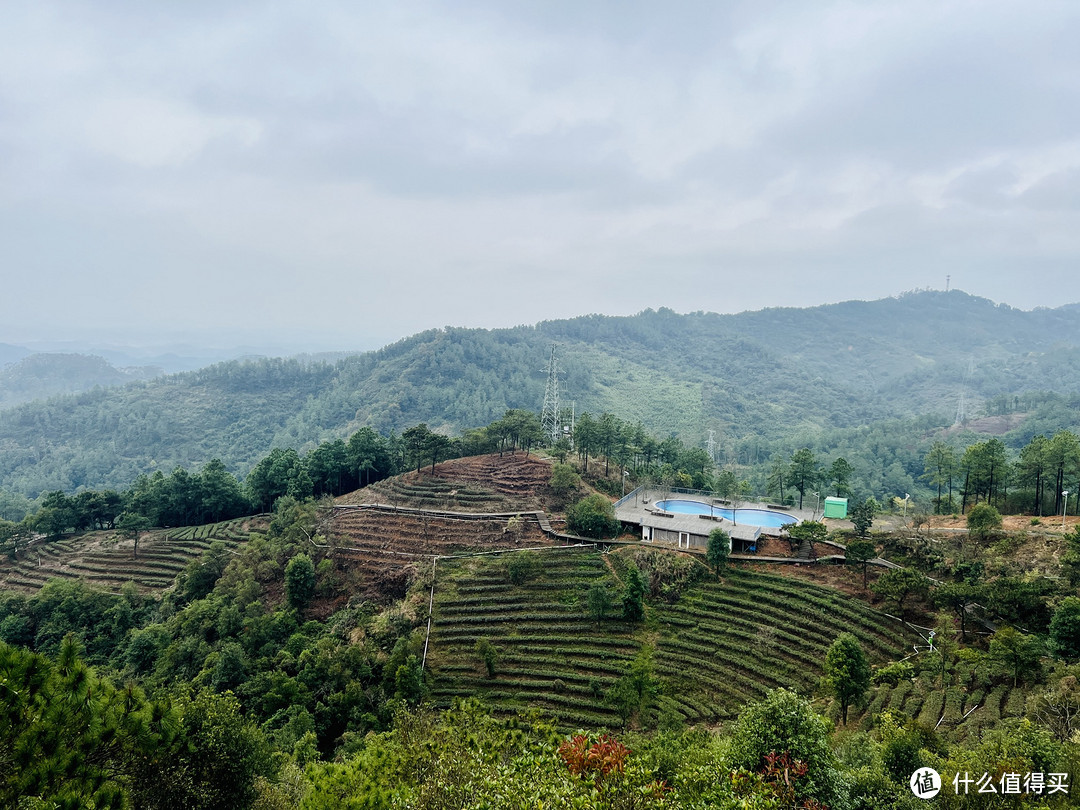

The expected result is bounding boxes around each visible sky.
[2,0,1079,354]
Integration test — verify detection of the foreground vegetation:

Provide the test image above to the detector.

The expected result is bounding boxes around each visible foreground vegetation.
[3,481,1080,807]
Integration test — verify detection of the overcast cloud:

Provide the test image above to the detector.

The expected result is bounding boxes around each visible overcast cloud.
[2,0,1078,352]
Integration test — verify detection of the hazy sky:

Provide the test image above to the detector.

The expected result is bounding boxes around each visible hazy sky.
[2,1,1079,353]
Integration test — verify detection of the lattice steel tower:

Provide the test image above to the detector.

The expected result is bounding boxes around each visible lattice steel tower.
[541,344,561,445]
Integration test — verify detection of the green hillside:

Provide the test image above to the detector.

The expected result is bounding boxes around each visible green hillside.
[425,548,1013,736]
[4,290,1080,497]
[0,353,162,409]
[0,517,258,592]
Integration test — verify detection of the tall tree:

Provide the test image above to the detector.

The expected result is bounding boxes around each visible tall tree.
[402,424,434,474]
[787,520,828,556]
[845,539,876,589]
[789,448,819,510]
[246,448,304,512]
[871,568,931,619]
[921,441,958,514]
[706,527,730,577]
[347,427,393,488]
[988,627,1043,688]
[0,635,177,808]
[574,412,597,472]
[1017,434,1051,516]
[597,412,620,476]
[828,457,854,498]
[115,511,151,558]
[933,581,984,642]
[285,553,317,610]
[1049,431,1080,516]
[823,633,870,725]
[766,455,788,503]
[1048,597,1080,663]
[849,497,878,537]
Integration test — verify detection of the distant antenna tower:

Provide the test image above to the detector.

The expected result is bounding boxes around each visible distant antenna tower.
[946,274,951,292]
[706,430,717,464]
[541,344,561,444]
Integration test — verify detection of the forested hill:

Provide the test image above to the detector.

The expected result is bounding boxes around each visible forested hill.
[0,353,162,409]
[3,289,1080,496]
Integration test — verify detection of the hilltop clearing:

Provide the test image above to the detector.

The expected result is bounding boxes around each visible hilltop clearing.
[338,452,555,513]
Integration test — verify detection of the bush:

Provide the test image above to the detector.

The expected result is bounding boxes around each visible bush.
[474,638,498,677]
[548,464,581,499]
[727,688,844,807]
[967,503,1003,540]
[566,495,619,539]
[506,551,539,585]
[872,660,915,686]
[284,554,316,610]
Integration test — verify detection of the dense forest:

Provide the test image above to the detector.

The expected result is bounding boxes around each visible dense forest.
[3,291,1080,502]
[0,353,162,410]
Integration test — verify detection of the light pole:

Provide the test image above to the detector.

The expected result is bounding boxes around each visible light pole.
[904,494,910,519]
[622,470,630,497]
[1063,490,1070,529]
[812,491,820,521]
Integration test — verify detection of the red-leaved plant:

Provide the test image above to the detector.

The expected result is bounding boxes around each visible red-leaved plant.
[731,750,828,810]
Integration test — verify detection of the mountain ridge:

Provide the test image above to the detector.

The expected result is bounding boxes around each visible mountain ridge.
[2,289,1080,497]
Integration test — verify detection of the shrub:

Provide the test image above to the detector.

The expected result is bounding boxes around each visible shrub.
[872,660,915,686]
[284,554,316,610]
[548,464,581,500]
[474,638,498,677]
[727,688,843,807]
[967,503,1003,540]
[506,551,539,585]
[1048,597,1080,662]
[566,495,619,539]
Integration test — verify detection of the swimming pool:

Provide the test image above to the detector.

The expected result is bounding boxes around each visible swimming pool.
[653,499,797,528]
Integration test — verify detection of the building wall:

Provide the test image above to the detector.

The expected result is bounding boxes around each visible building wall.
[648,526,708,549]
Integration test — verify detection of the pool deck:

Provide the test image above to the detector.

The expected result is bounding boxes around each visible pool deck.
[613,487,816,540]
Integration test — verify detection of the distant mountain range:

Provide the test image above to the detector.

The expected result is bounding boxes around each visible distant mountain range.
[1,290,1079,497]
[0,353,162,409]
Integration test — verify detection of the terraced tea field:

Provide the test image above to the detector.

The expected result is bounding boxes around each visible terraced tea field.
[426,551,1027,734]
[860,652,1031,744]
[330,506,558,601]
[0,517,259,593]
[652,567,912,723]
[340,453,554,513]
[427,548,635,728]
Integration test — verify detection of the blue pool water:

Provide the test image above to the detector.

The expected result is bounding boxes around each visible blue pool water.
[654,499,797,528]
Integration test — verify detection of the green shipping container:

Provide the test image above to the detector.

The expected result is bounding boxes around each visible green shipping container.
[823,497,848,519]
